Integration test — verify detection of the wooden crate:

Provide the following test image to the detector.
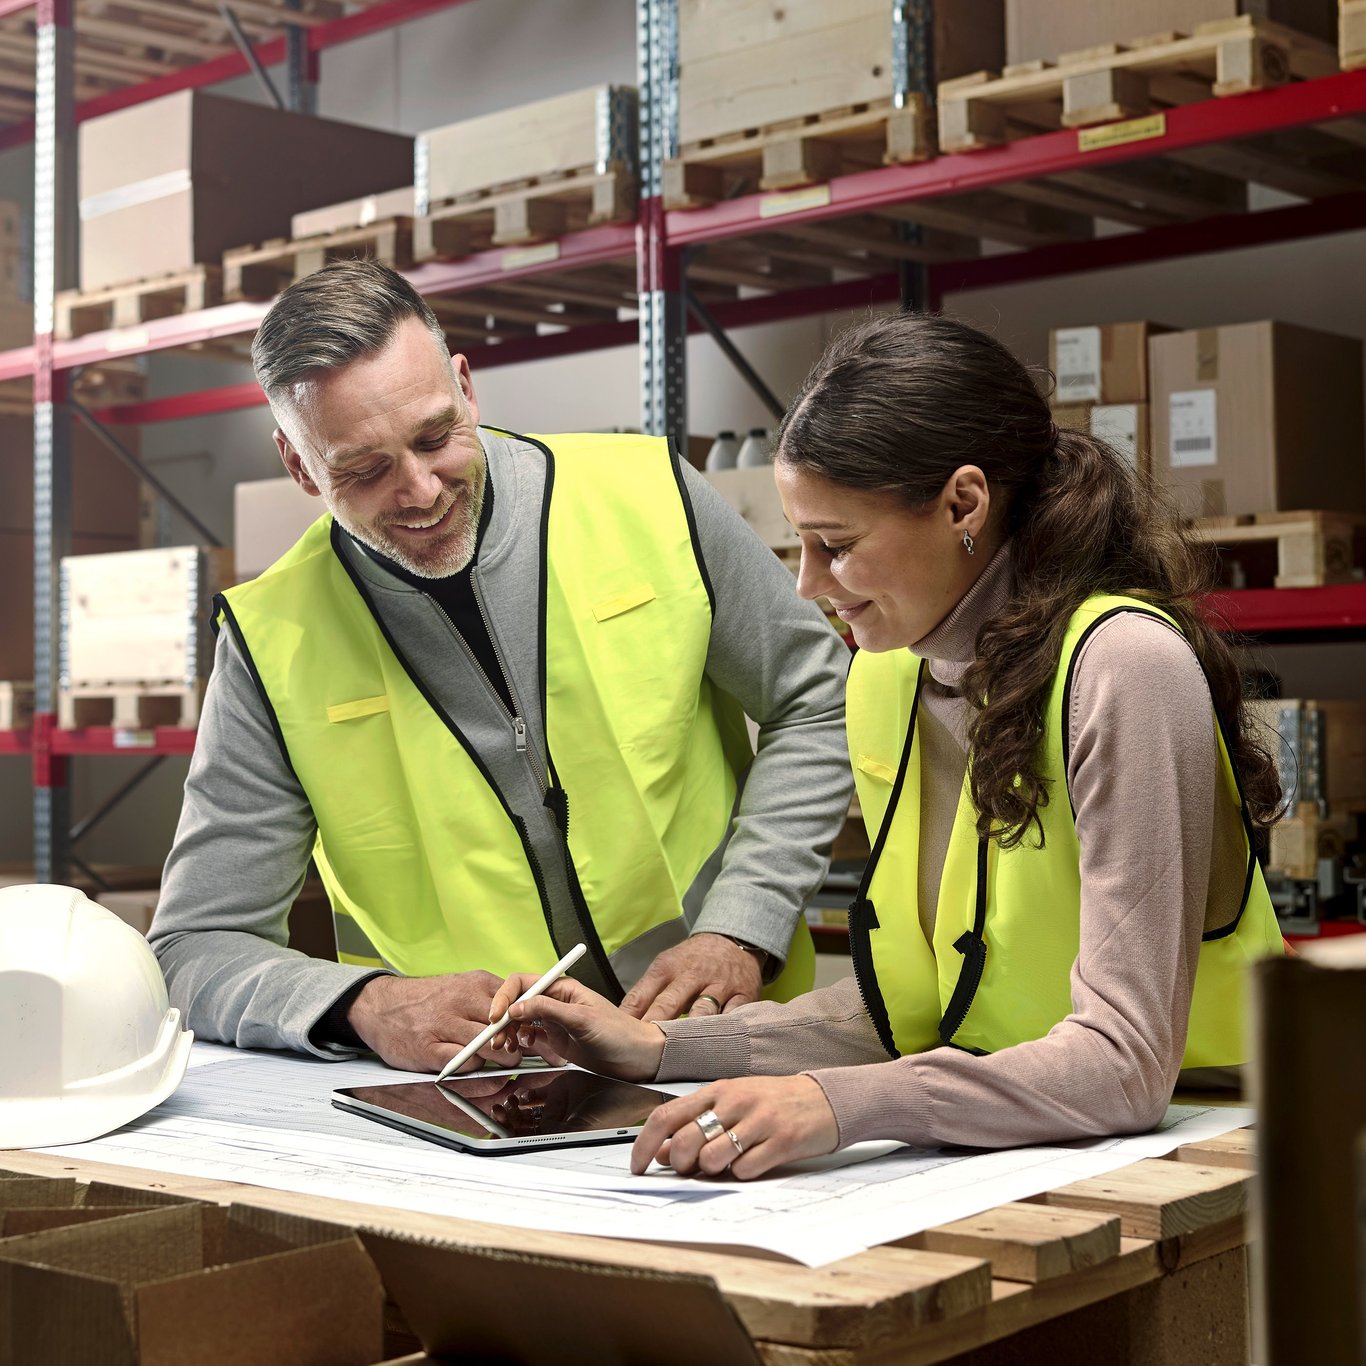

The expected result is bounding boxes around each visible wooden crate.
[1264,802,1359,880]
[58,545,230,728]
[1343,0,1366,69]
[939,16,1338,154]
[1187,509,1366,588]
[54,266,221,341]
[1248,698,1366,808]
[222,217,415,302]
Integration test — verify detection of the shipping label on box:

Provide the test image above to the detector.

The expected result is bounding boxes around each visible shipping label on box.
[1168,390,1218,468]
[1091,403,1145,472]
[1054,327,1102,404]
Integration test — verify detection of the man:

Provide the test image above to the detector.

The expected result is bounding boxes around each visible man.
[150,260,852,1076]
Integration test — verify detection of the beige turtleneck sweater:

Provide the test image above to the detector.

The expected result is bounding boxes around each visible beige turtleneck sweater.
[655,547,1249,1148]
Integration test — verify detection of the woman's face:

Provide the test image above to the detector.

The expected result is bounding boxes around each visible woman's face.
[775,461,989,653]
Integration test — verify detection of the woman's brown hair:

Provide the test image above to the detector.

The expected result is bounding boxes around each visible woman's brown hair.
[776,312,1281,848]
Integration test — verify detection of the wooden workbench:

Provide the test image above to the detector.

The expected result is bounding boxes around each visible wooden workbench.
[1,1129,1255,1365]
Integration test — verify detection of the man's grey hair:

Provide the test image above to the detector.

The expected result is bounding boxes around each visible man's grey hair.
[251,258,449,404]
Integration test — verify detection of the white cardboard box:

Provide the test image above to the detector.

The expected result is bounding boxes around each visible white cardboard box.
[234,477,323,581]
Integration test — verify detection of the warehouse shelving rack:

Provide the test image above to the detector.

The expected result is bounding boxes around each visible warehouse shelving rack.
[3,0,1366,884]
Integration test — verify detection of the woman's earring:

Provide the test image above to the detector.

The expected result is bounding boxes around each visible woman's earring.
[962,531,975,556]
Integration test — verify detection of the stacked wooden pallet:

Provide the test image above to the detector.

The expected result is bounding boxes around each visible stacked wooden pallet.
[1344,0,1366,69]
[1189,510,1366,589]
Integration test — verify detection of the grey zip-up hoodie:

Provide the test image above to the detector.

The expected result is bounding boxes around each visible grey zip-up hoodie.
[149,429,853,1057]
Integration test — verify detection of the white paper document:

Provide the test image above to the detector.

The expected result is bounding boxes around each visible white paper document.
[39,1042,1252,1267]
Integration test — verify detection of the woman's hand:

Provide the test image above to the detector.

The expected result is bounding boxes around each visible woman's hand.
[488,974,666,1082]
[630,1075,839,1180]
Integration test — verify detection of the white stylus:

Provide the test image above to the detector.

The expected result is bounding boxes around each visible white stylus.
[434,942,588,1083]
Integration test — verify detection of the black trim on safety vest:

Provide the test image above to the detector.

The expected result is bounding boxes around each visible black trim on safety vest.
[1060,604,1259,943]
[213,593,301,786]
[669,438,717,618]
[847,658,928,1061]
[327,519,563,962]
[937,838,989,1045]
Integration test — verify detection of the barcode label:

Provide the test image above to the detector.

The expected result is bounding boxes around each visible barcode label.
[1168,390,1217,468]
[1054,327,1102,403]
[1091,403,1140,469]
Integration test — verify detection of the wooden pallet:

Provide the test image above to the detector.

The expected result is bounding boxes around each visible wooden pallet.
[939,17,1338,154]
[1344,0,1366,70]
[0,680,32,730]
[54,266,222,341]
[58,680,204,731]
[1265,801,1363,881]
[664,96,931,210]
[1187,509,1366,588]
[222,217,415,302]
[414,166,635,263]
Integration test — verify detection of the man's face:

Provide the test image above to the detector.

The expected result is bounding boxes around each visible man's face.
[275,316,488,578]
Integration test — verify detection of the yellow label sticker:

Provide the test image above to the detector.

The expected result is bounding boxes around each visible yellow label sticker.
[502,242,561,271]
[1078,113,1167,153]
[759,184,833,219]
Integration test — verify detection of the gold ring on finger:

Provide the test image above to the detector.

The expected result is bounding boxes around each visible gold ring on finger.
[695,994,722,1013]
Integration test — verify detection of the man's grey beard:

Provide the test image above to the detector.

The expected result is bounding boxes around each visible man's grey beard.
[335,474,485,579]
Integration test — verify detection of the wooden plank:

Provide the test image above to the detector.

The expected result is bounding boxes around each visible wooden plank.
[222,218,415,302]
[1042,1159,1249,1240]
[904,1201,1122,1284]
[54,266,221,341]
[1166,1130,1255,1171]
[1345,0,1366,70]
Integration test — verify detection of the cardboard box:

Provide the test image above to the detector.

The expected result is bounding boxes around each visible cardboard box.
[1248,698,1366,808]
[418,85,636,210]
[291,186,416,240]
[680,0,1004,145]
[1049,400,1151,476]
[703,467,799,553]
[1049,321,1170,406]
[60,545,225,688]
[0,1203,384,1366]
[0,415,141,539]
[234,476,323,580]
[0,531,140,680]
[1006,0,1338,66]
[1149,321,1366,519]
[79,92,413,292]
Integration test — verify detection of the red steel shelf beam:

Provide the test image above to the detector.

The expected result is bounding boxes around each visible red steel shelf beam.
[1206,585,1366,634]
[50,727,198,756]
[665,69,1366,246]
[0,729,30,754]
[0,0,480,151]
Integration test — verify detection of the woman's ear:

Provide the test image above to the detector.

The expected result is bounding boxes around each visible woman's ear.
[946,465,990,539]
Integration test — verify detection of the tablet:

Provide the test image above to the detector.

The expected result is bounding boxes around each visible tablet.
[332,1068,675,1154]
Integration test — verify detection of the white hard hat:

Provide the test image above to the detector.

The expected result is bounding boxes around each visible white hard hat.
[0,884,193,1149]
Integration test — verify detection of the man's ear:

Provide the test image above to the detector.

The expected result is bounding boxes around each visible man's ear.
[277,428,323,498]
[450,352,480,427]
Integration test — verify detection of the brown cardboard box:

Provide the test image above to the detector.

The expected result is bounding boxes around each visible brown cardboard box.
[79,92,413,291]
[418,85,636,208]
[680,0,1003,144]
[233,476,323,580]
[1006,0,1338,65]
[1049,321,1170,406]
[0,415,141,538]
[0,531,139,680]
[291,185,416,240]
[1048,401,1152,477]
[0,1203,384,1366]
[1149,321,1366,519]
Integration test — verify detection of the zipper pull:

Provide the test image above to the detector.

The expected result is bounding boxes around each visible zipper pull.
[514,716,527,752]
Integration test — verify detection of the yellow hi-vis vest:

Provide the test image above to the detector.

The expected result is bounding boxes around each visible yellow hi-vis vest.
[845,595,1284,1064]
[216,432,814,1001]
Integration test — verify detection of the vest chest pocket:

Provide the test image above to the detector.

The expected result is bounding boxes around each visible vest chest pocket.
[592,584,657,623]
[326,694,391,724]
[857,754,897,786]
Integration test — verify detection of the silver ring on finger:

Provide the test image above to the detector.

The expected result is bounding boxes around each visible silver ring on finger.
[695,1108,725,1143]
[695,994,722,1013]
[726,1128,744,1157]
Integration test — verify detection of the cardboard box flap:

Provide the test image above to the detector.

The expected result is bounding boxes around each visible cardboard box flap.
[9,1260,136,1366]
[221,1202,358,1261]
[362,1229,764,1365]
[80,1181,200,1209]
[0,1208,168,1239]
[0,1175,78,1208]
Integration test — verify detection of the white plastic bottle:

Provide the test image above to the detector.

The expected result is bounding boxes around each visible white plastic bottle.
[704,430,741,471]
[736,428,771,469]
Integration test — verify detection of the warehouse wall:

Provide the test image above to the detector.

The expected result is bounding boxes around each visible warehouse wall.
[5,0,1366,870]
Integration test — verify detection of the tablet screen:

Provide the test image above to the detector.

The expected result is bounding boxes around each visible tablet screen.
[335,1070,673,1144]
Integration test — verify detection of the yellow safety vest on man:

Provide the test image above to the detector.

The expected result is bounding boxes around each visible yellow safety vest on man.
[216,433,814,999]
[845,595,1284,1065]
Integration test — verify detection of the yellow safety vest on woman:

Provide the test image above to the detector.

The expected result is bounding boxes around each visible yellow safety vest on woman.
[845,595,1284,1066]
[216,432,814,1000]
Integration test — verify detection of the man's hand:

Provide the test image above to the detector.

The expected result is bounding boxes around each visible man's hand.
[346,971,523,1074]
[620,933,764,1023]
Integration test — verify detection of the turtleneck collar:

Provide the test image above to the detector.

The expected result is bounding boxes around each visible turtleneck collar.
[908,543,1012,689]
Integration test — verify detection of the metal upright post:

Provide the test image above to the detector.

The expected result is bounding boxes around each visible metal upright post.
[285,0,318,115]
[892,0,934,311]
[32,0,77,883]
[636,0,686,448]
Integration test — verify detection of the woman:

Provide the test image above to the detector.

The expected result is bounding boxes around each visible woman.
[489,313,1286,1180]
